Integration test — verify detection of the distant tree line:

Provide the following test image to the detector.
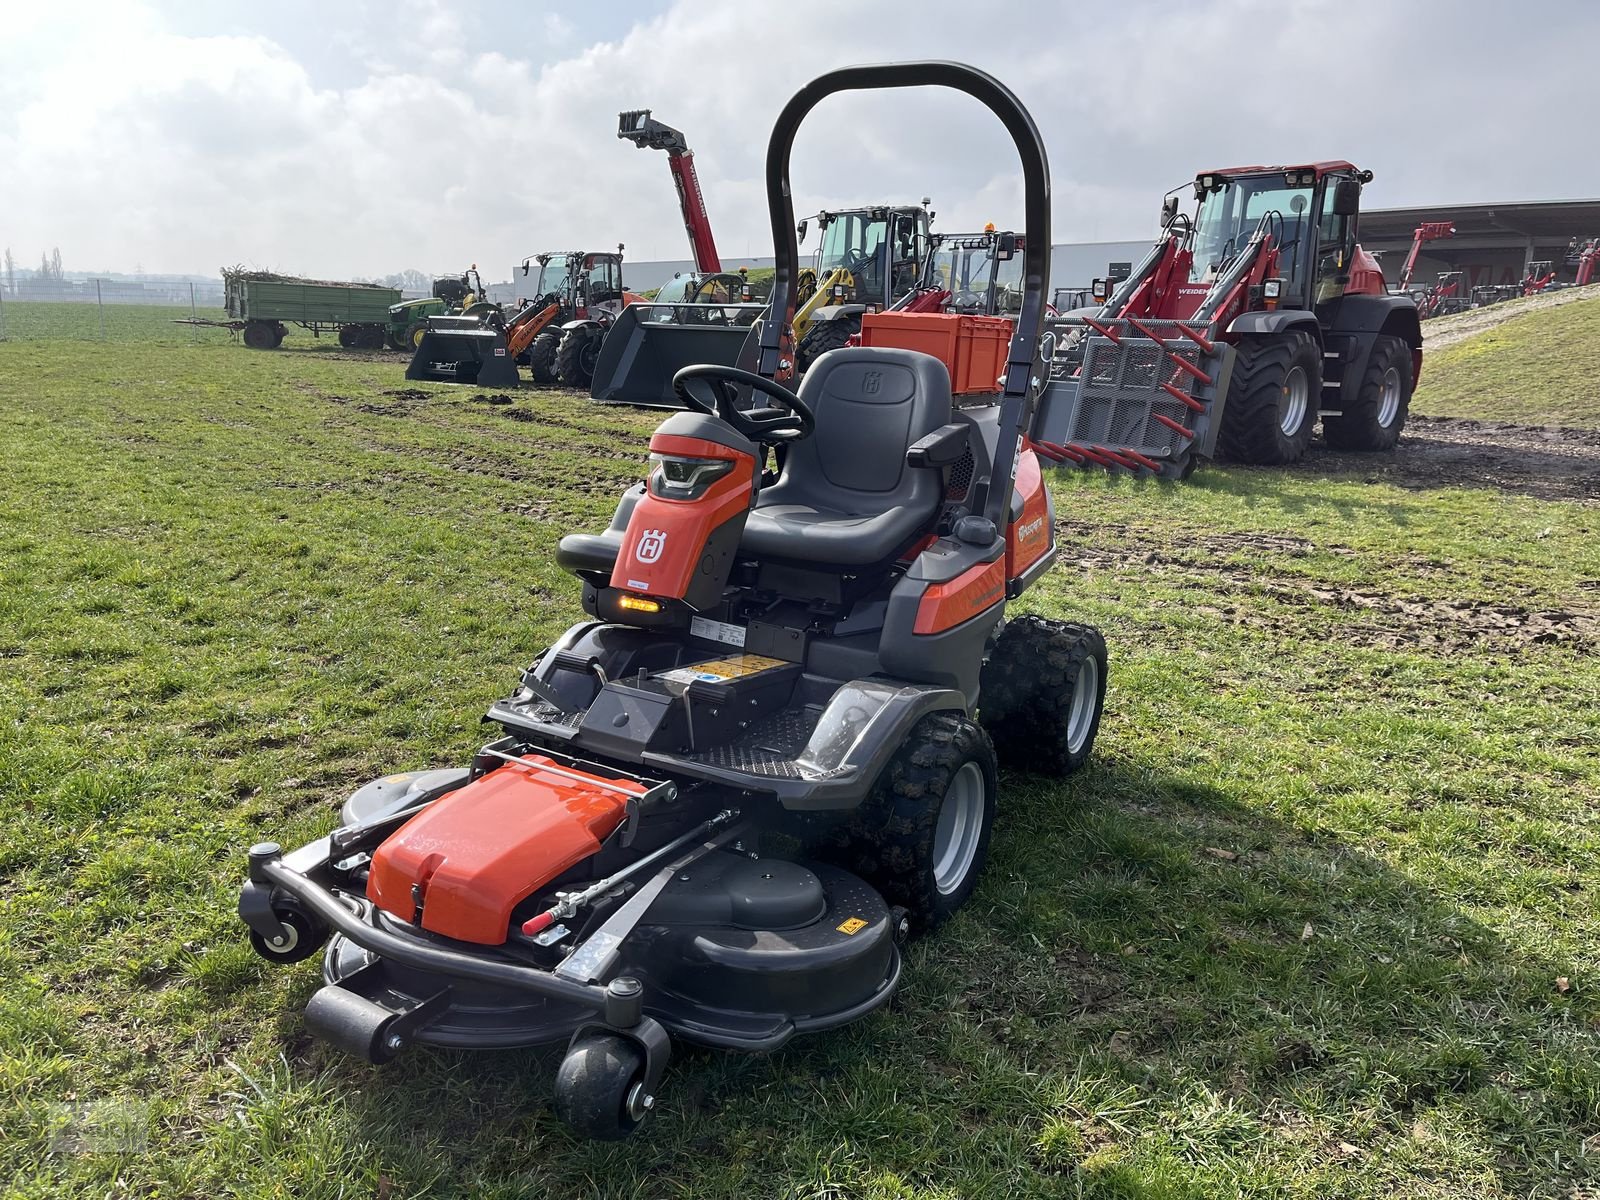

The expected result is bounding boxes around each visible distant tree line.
[1,246,65,295]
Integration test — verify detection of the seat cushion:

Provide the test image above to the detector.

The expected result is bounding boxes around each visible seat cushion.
[741,500,928,566]
[740,347,952,568]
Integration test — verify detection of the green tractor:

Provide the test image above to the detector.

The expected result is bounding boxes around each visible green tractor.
[385,266,489,351]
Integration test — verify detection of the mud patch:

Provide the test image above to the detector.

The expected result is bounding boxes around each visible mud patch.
[1057,518,1597,652]
[470,392,515,406]
[501,408,536,422]
[1297,416,1600,503]
[383,388,431,401]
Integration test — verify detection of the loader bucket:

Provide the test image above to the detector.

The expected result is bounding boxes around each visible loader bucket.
[405,316,520,389]
[588,302,765,408]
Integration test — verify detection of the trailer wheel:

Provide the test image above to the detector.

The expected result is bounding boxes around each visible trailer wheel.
[1322,334,1412,452]
[359,325,385,350]
[979,616,1107,776]
[796,316,859,372]
[270,324,286,348]
[338,325,360,348]
[1216,331,1321,464]
[830,712,997,932]
[527,331,561,384]
[556,326,603,388]
[243,321,278,351]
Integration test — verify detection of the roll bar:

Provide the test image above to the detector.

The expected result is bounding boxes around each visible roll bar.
[758,61,1052,529]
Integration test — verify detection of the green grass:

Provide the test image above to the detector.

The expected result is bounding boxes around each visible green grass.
[1,339,1598,1198]
[0,300,241,344]
[1414,296,1600,427]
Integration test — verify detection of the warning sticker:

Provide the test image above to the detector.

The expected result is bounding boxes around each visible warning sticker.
[836,917,868,935]
[658,654,790,688]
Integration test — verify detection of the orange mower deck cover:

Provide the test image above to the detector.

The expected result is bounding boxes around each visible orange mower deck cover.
[860,311,1012,395]
[366,757,639,945]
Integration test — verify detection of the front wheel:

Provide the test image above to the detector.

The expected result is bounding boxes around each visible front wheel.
[246,904,327,964]
[1322,334,1413,451]
[553,1033,653,1141]
[526,330,561,384]
[795,315,859,372]
[243,321,278,350]
[1216,331,1321,464]
[831,712,997,932]
[556,326,603,388]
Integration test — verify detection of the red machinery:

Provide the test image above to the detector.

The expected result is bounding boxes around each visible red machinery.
[618,109,721,274]
[1522,260,1556,295]
[1578,239,1600,287]
[1033,162,1423,475]
[1397,220,1456,292]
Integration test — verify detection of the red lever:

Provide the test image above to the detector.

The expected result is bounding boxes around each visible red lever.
[521,910,556,936]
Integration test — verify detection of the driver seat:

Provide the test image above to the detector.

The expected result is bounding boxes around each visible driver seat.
[740,347,952,567]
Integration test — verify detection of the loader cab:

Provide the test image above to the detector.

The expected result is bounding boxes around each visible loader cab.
[524,251,625,317]
[810,205,930,307]
[1188,165,1367,311]
[921,229,1025,315]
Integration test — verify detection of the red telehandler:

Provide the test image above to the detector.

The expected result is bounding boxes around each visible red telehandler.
[1033,162,1422,476]
[588,111,764,405]
[1396,221,1456,293]
[1577,239,1600,288]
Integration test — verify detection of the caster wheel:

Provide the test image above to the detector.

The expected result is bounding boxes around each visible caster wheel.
[247,905,327,964]
[553,1033,654,1141]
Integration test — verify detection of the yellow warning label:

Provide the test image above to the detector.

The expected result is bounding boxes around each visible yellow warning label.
[659,654,789,687]
[836,917,868,935]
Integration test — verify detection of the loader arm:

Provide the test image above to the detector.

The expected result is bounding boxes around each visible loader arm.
[506,302,562,360]
[619,110,722,273]
[1397,221,1455,291]
[790,267,854,342]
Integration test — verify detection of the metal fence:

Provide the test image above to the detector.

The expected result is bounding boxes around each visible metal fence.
[0,281,234,344]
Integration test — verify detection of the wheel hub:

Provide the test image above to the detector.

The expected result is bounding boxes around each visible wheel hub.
[932,762,986,896]
[1066,656,1100,756]
[1280,366,1309,437]
[1376,366,1401,428]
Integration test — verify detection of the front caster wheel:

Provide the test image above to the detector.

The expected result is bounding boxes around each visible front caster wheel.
[553,1033,654,1141]
[246,904,327,964]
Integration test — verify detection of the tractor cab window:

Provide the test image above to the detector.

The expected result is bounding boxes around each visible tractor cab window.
[993,244,1025,314]
[1190,177,1314,295]
[533,253,570,298]
[1313,180,1354,306]
[585,256,622,307]
[890,212,925,298]
[818,212,889,298]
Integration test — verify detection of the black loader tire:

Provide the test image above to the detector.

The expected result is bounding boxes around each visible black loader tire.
[556,326,602,388]
[1216,331,1321,464]
[527,330,561,384]
[829,712,997,932]
[796,315,860,372]
[1322,334,1413,452]
[979,615,1107,777]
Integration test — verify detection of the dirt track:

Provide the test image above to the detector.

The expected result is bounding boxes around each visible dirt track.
[1304,415,1600,503]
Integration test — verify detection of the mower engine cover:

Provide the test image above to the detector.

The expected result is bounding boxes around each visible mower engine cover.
[609,412,759,611]
[366,756,642,944]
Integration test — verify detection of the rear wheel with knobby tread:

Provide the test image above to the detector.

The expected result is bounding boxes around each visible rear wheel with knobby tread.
[829,712,997,932]
[527,330,561,384]
[552,1033,651,1141]
[1217,331,1321,464]
[556,326,603,388]
[979,615,1107,776]
[1322,333,1412,451]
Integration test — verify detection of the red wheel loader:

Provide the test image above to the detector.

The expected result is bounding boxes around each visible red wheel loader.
[1033,163,1423,477]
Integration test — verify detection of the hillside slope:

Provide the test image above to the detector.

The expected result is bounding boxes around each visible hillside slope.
[1414,292,1600,427]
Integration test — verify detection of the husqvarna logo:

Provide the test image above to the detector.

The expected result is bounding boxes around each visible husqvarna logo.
[863,370,881,394]
[636,529,668,564]
[1018,516,1045,542]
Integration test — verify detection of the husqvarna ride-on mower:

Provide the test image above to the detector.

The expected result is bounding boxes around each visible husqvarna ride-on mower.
[238,61,1106,1141]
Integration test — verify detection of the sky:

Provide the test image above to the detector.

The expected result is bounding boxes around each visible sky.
[2,0,1597,280]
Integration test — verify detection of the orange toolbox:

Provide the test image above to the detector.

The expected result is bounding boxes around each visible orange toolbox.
[859,311,1012,396]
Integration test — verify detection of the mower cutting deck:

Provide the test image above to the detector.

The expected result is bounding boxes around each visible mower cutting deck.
[239,60,1107,1141]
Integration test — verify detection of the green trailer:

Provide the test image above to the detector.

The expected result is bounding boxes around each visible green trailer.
[198,270,403,350]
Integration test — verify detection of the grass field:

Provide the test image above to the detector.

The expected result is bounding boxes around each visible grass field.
[0,300,237,344]
[1415,294,1600,428]
[1,332,1598,1198]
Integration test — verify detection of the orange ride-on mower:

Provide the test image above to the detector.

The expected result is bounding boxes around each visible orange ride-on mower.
[237,61,1106,1141]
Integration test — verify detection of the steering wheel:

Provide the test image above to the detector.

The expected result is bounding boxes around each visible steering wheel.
[841,247,873,274]
[672,365,816,445]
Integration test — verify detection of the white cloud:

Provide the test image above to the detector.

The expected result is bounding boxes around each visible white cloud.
[1,0,1596,279]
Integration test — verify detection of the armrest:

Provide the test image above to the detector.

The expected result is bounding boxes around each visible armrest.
[906,422,970,468]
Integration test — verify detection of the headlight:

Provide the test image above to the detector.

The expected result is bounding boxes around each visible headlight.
[1263,279,1283,299]
[648,453,736,500]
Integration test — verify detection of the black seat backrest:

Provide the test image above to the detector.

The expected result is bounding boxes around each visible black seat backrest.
[762,347,952,517]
